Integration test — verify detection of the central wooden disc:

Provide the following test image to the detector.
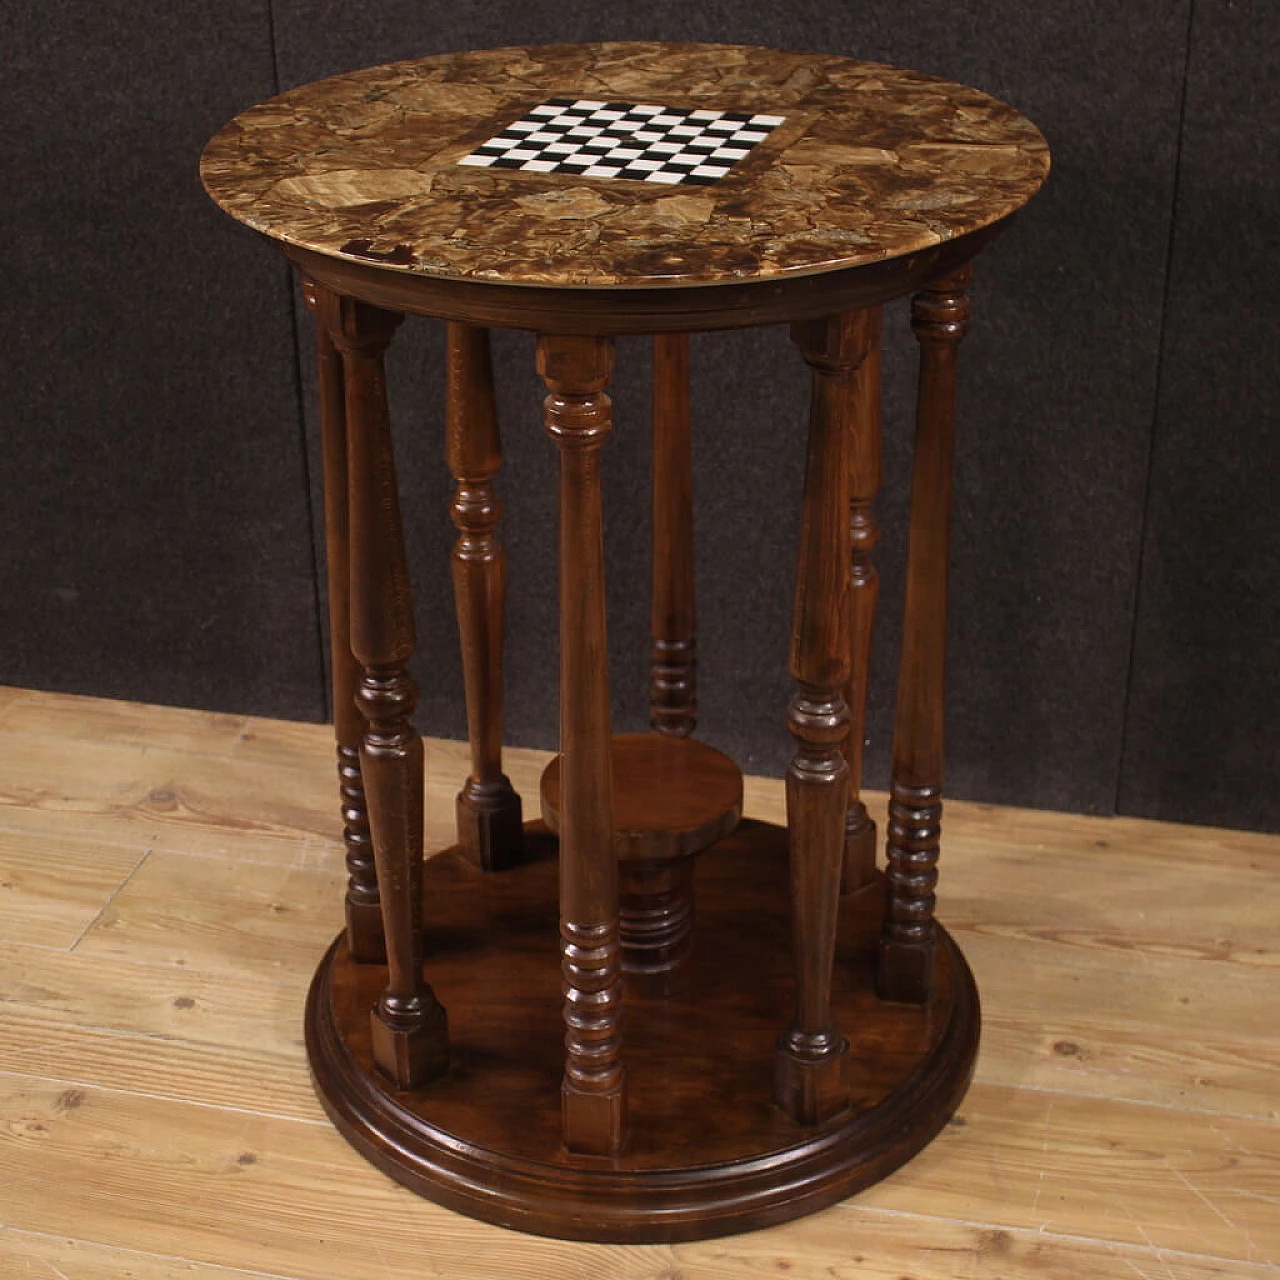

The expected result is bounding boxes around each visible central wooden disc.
[540,731,744,860]
[305,819,979,1242]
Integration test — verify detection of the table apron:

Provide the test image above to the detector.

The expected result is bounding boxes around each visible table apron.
[279,220,1010,335]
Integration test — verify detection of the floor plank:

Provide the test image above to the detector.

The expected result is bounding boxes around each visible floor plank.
[0,1076,1274,1278]
[1,687,247,757]
[71,849,345,977]
[966,933,1280,1120]
[0,735,340,862]
[0,687,1275,1280]
[0,941,304,1048]
[0,1228,302,1280]
[0,732,492,866]
[0,828,144,949]
[942,839,1276,972]
[859,1082,1279,1264]
[4,1218,1272,1280]
[693,1207,1280,1280]
[0,685,28,721]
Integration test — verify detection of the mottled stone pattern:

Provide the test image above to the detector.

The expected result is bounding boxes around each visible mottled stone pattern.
[200,43,1049,288]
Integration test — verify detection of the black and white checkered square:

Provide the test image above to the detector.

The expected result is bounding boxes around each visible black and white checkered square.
[458,98,786,186]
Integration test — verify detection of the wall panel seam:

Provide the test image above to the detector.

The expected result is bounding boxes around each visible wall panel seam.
[266,0,331,721]
[1115,0,1197,817]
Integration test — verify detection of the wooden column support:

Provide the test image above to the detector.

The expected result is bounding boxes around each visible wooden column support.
[303,279,384,963]
[775,310,875,1125]
[327,293,448,1089]
[446,322,524,871]
[650,333,697,737]
[878,265,973,1005]
[538,333,626,1156]
[842,307,884,894]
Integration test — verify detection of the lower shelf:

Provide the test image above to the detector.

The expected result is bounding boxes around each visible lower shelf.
[305,818,979,1243]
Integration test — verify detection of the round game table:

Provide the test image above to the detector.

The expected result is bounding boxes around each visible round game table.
[200,41,1049,1242]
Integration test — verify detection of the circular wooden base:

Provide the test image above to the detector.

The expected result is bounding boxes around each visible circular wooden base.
[305,819,979,1243]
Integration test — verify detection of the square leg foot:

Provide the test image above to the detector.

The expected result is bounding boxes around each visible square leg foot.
[841,810,877,894]
[345,898,387,964]
[456,780,524,872]
[370,1000,449,1090]
[773,1040,850,1125]
[562,1078,626,1156]
[877,937,936,1005]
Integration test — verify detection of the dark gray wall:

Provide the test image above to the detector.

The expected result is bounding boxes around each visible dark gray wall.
[1118,0,1280,831]
[2,4,324,720]
[4,2,1276,832]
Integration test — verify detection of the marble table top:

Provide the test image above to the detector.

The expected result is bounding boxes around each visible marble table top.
[200,43,1049,289]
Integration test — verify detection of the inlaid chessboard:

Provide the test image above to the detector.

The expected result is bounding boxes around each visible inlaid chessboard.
[458,98,786,185]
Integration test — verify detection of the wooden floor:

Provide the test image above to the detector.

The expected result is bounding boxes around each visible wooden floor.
[0,686,1275,1279]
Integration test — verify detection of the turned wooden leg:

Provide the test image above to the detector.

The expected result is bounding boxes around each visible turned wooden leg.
[775,311,875,1125]
[446,323,523,871]
[303,280,384,963]
[650,333,696,737]
[328,293,448,1089]
[878,265,972,1005]
[842,307,884,894]
[538,333,625,1156]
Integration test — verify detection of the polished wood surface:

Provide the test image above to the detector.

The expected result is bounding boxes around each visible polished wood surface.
[843,306,884,894]
[538,334,625,1156]
[286,241,989,1225]
[650,333,697,737]
[302,279,383,963]
[773,311,877,1124]
[279,222,1008,336]
[199,46,1053,1241]
[309,818,977,1240]
[445,322,524,871]
[284,184,1003,1237]
[541,733,743,989]
[2,688,1275,1277]
[879,266,972,1006]
[325,294,448,1088]
[540,733,742,862]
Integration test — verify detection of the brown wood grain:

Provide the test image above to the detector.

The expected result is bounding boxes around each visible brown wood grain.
[0,689,1274,1276]
[0,829,145,949]
[879,265,973,1005]
[538,333,625,1156]
[774,311,878,1124]
[305,278,382,964]
[329,293,448,1087]
[843,306,884,893]
[0,1074,1274,1276]
[650,332,697,737]
[446,322,524,871]
[281,216,1012,335]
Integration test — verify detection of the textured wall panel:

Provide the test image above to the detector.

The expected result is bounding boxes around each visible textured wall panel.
[1,4,325,718]
[1119,0,1280,831]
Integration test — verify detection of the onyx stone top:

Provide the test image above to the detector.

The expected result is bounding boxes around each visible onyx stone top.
[200,42,1049,289]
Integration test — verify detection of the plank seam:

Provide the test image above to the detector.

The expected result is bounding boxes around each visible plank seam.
[67,849,153,953]
[966,1073,1280,1124]
[1,1225,306,1280]
[839,1202,1267,1270]
[0,1067,329,1128]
